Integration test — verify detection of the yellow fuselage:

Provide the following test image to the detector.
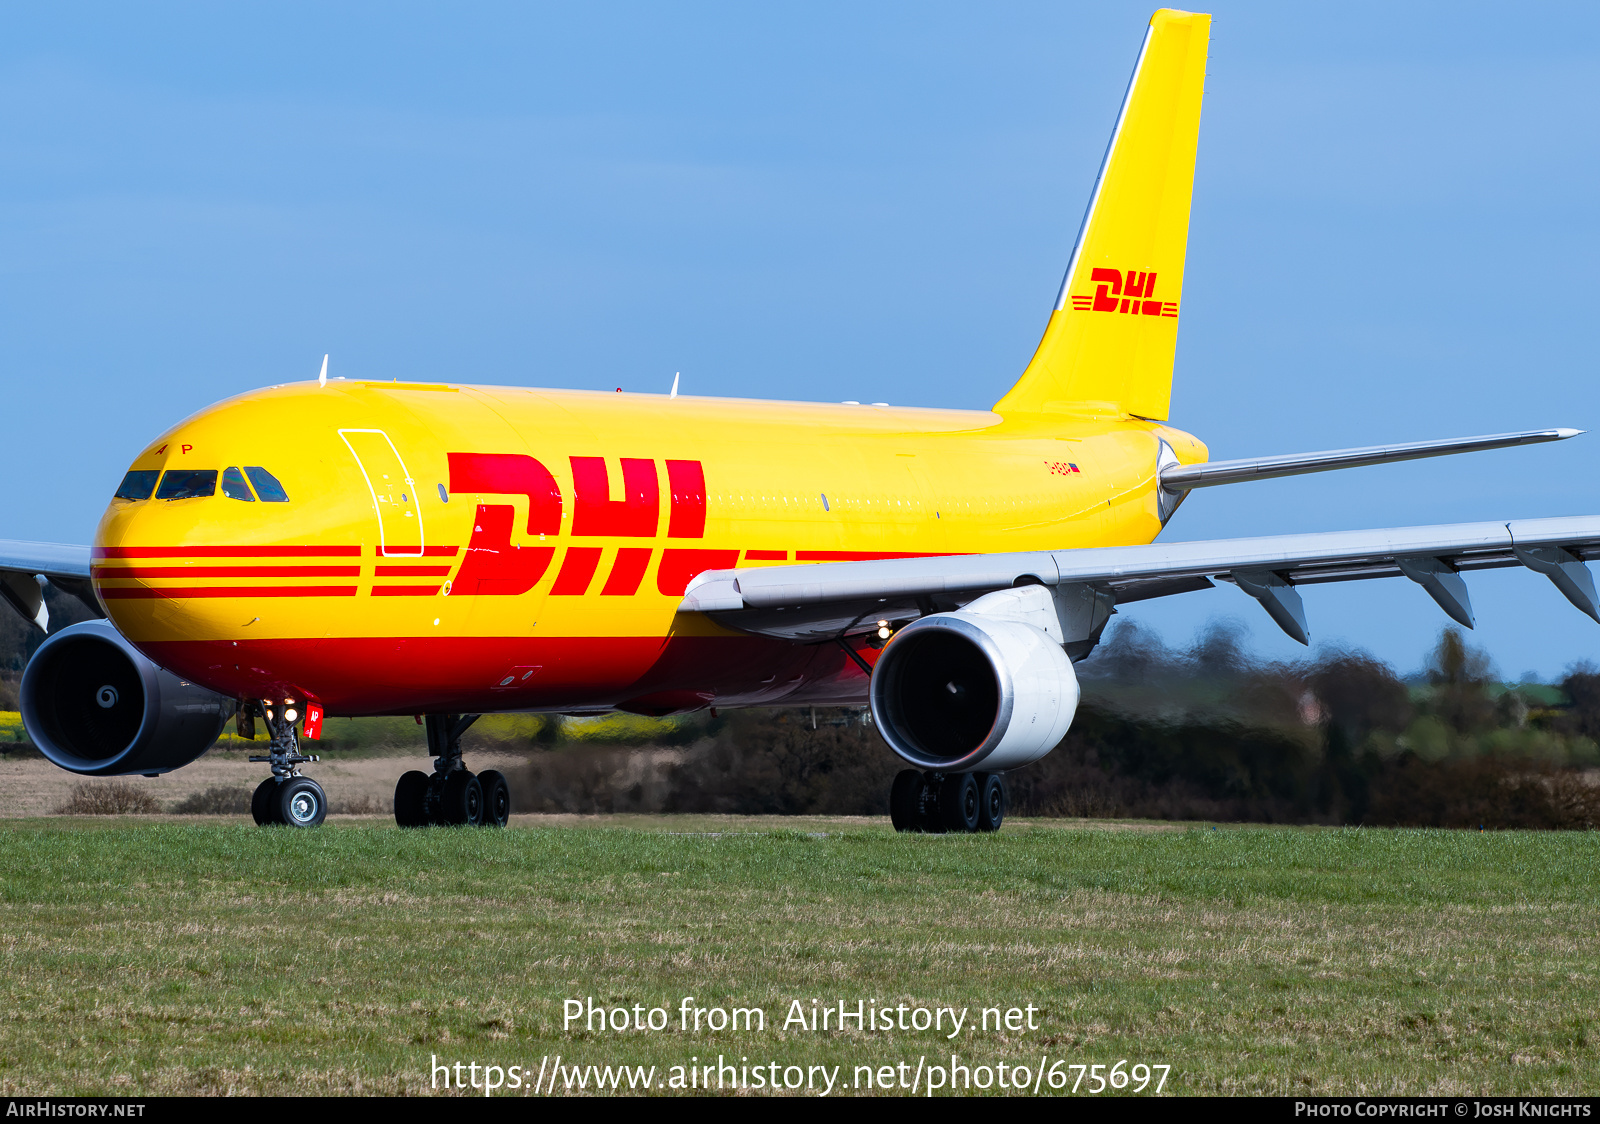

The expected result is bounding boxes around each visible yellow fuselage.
[92,381,1206,715]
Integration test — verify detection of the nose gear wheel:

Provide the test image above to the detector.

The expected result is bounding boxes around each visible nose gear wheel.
[250,775,326,827]
[246,700,324,828]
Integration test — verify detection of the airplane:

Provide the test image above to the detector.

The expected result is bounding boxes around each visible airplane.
[3,8,1596,834]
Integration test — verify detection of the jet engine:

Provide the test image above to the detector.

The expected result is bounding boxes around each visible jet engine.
[20,619,235,776]
[868,604,1079,773]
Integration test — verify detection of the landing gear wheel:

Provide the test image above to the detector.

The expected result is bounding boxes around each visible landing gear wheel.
[439,771,483,826]
[252,777,281,826]
[976,772,1006,833]
[939,772,981,833]
[920,774,947,834]
[394,770,430,828]
[890,769,925,833]
[478,770,511,827]
[275,776,327,828]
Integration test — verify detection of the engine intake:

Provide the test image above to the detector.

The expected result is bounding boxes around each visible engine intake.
[869,610,1078,772]
[21,620,235,776]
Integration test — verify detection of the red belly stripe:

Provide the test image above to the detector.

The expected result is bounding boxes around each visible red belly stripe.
[137,633,870,715]
[374,566,454,577]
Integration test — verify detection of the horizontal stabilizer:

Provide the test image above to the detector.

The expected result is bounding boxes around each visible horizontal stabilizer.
[1160,428,1580,492]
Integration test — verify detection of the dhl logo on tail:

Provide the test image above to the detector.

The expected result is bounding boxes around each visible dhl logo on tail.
[1068,268,1179,318]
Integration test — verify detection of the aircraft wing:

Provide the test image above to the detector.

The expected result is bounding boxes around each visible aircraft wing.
[0,540,97,632]
[680,516,1600,645]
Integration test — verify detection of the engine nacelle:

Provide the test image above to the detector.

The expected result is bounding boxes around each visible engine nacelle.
[868,610,1079,772]
[20,619,235,776]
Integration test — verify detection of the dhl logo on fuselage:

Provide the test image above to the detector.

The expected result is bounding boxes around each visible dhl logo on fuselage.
[90,453,944,606]
[441,453,725,601]
[1068,268,1178,318]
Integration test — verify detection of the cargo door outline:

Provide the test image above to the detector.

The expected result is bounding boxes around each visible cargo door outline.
[340,429,425,557]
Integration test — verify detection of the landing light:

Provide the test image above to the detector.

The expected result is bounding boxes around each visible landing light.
[285,709,299,723]
[876,620,892,640]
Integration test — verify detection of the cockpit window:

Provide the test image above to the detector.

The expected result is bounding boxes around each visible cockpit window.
[221,467,256,501]
[154,469,218,500]
[244,466,289,502]
[114,470,160,501]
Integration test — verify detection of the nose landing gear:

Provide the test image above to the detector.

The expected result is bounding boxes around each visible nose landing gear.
[889,769,1007,834]
[248,700,326,827]
[393,713,511,828]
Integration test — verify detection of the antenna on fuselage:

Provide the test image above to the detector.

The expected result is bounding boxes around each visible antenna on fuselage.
[318,354,329,388]
[670,371,680,399]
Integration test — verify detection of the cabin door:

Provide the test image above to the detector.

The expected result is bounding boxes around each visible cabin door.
[339,428,425,557]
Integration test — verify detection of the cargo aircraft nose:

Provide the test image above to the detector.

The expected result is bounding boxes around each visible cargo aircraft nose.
[96,461,300,613]
[88,397,356,703]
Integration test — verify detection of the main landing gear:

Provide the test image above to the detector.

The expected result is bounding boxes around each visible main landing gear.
[393,713,511,828]
[889,769,1007,834]
[249,700,327,828]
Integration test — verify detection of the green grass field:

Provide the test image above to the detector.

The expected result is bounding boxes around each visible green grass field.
[0,816,1595,1096]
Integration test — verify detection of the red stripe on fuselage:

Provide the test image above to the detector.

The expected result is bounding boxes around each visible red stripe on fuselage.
[92,565,361,579]
[657,548,740,596]
[93,545,362,558]
[794,550,960,562]
[98,586,358,599]
[370,545,461,557]
[374,566,453,577]
[372,585,443,596]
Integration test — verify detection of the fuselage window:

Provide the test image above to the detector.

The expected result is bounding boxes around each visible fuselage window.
[155,469,218,500]
[114,470,160,501]
[244,467,289,502]
[221,467,257,501]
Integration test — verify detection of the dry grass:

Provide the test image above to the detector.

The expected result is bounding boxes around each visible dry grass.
[0,751,530,819]
[170,786,252,815]
[53,781,161,815]
[332,792,387,815]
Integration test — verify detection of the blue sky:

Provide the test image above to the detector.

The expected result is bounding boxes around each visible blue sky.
[3,2,1598,678]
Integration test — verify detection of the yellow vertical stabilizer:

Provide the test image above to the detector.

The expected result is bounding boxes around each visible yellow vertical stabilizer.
[995,9,1209,421]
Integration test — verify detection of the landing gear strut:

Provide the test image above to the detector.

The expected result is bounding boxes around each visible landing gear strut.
[393,713,511,828]
[889,769,1006,834]
[249,700,326,827]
